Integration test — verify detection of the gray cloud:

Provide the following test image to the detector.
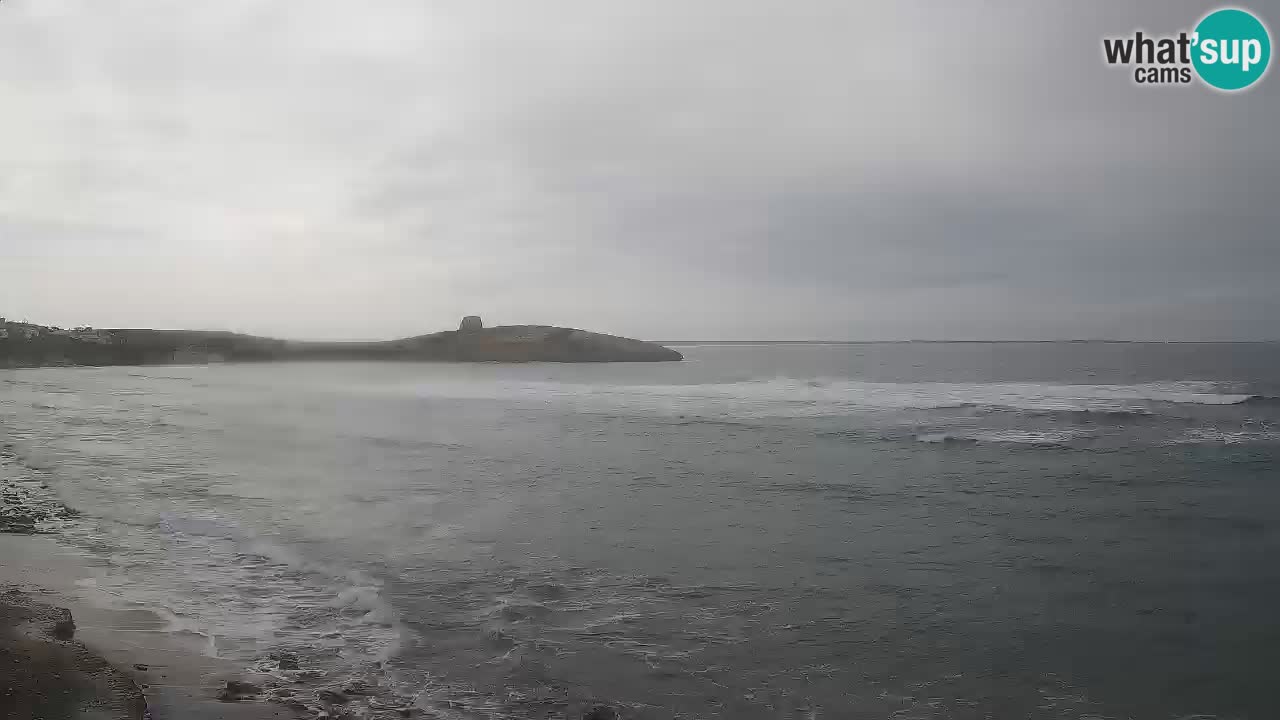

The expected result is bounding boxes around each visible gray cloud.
[1,0,1277,340]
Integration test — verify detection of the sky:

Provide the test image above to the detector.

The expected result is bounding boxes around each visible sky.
[1,1,1277,341]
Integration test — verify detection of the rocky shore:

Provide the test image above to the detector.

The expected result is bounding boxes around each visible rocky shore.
[1,461,622,719]
[1,455,144,720]
[0,448,80,536]
[0,589,146,720]
[0,456,309,720]
[0,316,682,367]
[2,423,634,719]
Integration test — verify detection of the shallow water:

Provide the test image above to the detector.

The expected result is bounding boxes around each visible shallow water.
[3,342,1279,718]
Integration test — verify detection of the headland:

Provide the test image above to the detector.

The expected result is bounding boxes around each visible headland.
[0,315,683,367]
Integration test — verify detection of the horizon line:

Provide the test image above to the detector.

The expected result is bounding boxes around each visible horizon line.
[655,339,1280,345]
[5,319,1277,345]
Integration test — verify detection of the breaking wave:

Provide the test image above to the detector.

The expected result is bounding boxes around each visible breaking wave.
[1168,427,1280,445]
[916,429,1085,446]
[2,449,409,716]
[395,377,1258,419]
[1240,395,1280,407]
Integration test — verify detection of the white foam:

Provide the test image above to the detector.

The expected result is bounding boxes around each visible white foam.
[1170,427,1280,445]
[392,377,1252,419]
[53,511,408,676]
[916,429,1085,445]
[967,429,1086,445]
[915,433,975,444]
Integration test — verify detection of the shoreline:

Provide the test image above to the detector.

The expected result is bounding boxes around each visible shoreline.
[1,445,443,720]
[2,439,429,720]
[0,579,144,720]
[0,534,308,720]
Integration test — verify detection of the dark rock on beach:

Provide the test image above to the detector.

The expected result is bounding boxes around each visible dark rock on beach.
[0,590,146,720]
[0,473,83,535]
[217,679,263,702]
[0,511,38,534]
[342,679,377,695]
[268,649,301,670]
[317,688,350,704]
[50,608,76,640]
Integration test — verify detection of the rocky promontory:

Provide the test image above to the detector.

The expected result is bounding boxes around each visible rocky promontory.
[0,316,683,367]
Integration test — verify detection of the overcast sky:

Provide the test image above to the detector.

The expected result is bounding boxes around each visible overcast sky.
[1,1,1277,340]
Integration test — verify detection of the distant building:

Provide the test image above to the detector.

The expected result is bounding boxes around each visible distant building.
[70,326,104,342]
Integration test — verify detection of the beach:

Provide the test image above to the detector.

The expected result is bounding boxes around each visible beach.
[0,579,144,720]
[1,533,311,720]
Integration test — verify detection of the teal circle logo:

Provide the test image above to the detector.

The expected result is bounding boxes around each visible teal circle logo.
[1192,8,1271,90]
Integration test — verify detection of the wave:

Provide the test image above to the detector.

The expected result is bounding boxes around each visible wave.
[915,433,979,445]
[44,508,410,716]
[1240,395,1280,407]
[0,455,82,532]
[1021,407,1154,421]
[1168,427,1280,445]
[394,377,1256,419]
[916,429,1084,446]
[0,443,55,476]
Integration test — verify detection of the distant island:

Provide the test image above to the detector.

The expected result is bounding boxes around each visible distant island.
[0,315,683,367]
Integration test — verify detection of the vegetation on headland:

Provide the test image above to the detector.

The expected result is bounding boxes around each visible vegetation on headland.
[0,316,683,367]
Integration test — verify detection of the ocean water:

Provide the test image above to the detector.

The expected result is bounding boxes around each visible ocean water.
[2,342,1279,719]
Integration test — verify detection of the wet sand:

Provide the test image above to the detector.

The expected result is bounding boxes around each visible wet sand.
[0,587,144,720]
[1,534,306,720]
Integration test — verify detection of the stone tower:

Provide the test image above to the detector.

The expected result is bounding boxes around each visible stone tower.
[459,315,483,332]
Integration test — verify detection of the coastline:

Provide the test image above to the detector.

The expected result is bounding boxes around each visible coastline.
[0,318,684,367]
[1,442,433,720]
[0,534,307,720]
[0,576,144,720]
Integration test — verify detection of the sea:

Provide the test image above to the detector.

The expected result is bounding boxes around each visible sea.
[2,342,1279,720]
